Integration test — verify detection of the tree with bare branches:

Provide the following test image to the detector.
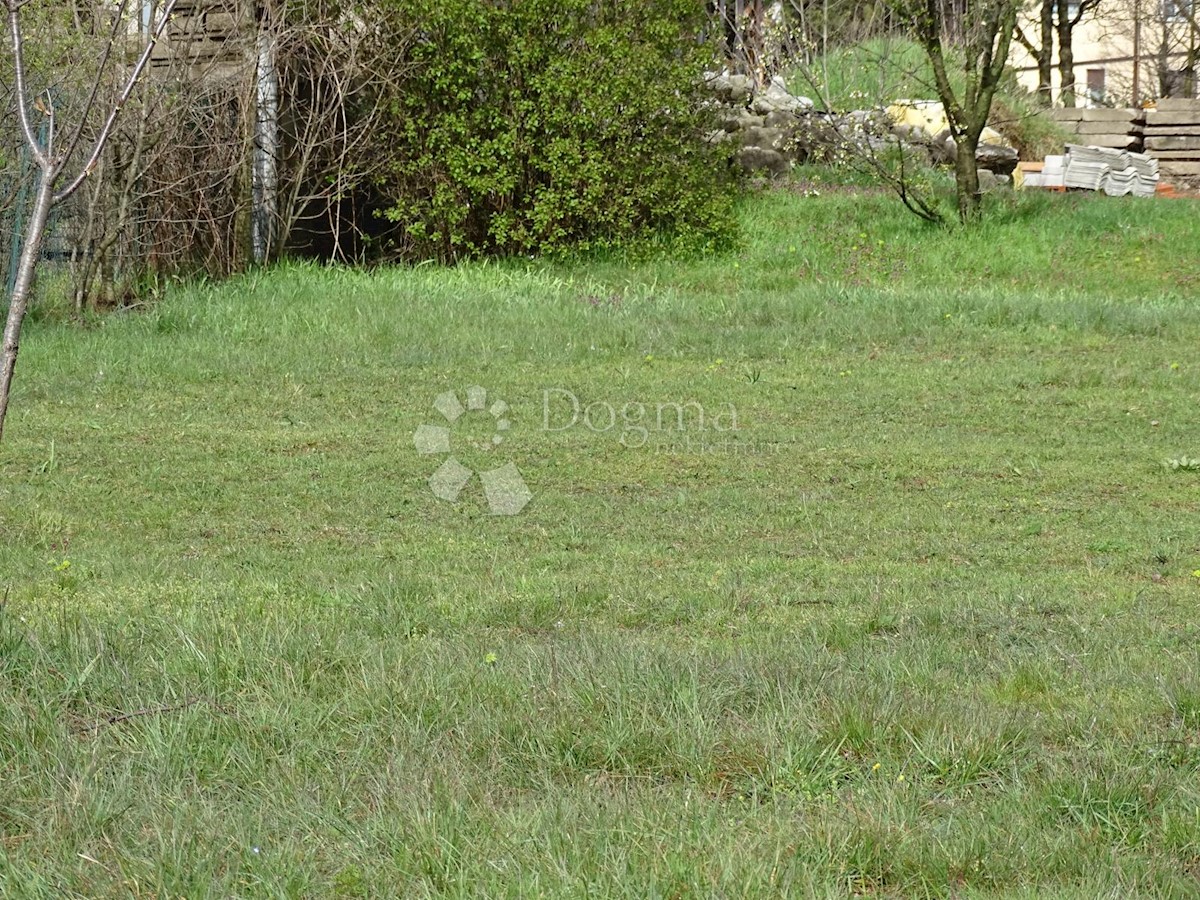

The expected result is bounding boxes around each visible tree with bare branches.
[0,0,177,443]
[888,0,1018,219]
[1054,0,1106,105]
[60,1,420,312]
[1013,0,1061,104]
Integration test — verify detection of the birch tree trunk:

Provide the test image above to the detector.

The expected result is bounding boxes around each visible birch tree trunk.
[0,175,54,443]
[0,0,176,443]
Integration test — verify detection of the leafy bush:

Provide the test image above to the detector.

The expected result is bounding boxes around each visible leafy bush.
[370,0,738,261]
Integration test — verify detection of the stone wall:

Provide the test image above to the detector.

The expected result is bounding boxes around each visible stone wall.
[703,73,1018,184]
[704,73,815,177]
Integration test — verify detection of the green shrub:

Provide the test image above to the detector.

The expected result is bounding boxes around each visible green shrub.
[370,0,739,261]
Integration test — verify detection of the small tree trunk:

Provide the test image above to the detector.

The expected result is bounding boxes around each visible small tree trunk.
[954,134,982,221]
[0,0,176,446]
[1037,0,1054,106]
[0,172,54,443]
[1056,1,1076,107]
[1184,35,1198,98]
[252,22,279,264]
[1058,40,1075,106]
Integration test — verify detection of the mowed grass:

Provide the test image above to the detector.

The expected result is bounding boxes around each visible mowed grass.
[2,188,1200,897]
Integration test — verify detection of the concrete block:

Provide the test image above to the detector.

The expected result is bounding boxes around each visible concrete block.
[1159,160,1200,175]
[1145,135,1200,150]
[1144,149,1200,158]
[1142,124,1200,135]
[1075,134,1139,147]
[1079,108,1137,123]
[1145,110,1200,126]
[1073,121,1138,135]
[1154,98,1200,112]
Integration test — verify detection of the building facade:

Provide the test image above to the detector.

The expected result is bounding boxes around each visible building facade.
[1010,0,1200,106]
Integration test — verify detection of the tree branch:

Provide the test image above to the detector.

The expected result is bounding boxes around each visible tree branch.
[72,696,217,734]
[1013,22,1038,56]
[58,0,133,172]
[6,0,49,170]
[53,0,179,205]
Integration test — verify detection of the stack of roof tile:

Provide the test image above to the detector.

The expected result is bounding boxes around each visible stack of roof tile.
[1063,145,1158,197]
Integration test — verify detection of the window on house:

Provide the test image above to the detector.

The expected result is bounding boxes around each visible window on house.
[1086,68,1107,106]
[1054,0,1082,23]
[1163,0,1193,22]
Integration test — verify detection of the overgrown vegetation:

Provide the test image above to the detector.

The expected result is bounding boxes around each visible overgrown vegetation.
[781,33,1071,226]
[0,0,414,310]
[790,37,939,108]
[0,0,738,313]
[2,190,1200,895]
[370,0,738,260]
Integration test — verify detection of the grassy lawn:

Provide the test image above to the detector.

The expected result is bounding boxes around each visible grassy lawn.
[2,187,1200,897]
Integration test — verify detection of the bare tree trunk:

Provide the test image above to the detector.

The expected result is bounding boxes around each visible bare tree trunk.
[1186,40,1198,98]
[1037,0,1054,105]
[0,174,53,443]
[1013,5,1054,107]
[954,131,982,220]
[894,0,1014,221]
[253,18,279,264]
[1056,0,1076,106]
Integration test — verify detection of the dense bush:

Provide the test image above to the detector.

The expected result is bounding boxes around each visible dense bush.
[371,0,739,260]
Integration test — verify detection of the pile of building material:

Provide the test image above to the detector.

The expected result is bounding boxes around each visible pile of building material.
[1020,156,1064,188]
[1021,146,1158,196]
[1142,98,1200,178]
[1046,108,1145,150]
[1064,145,1158,196]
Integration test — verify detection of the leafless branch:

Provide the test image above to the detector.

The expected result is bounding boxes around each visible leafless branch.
[54,0,179,204]
[72,695,221,734]
[6,0,48,169]
[56,0,133,173]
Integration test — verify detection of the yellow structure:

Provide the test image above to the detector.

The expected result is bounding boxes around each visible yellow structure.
[887,100,1009,145]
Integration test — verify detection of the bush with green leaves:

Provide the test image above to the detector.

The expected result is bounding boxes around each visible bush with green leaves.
[370,0,738,260]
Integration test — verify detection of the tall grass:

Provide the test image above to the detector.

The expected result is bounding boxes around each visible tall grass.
[2,188,1199,896]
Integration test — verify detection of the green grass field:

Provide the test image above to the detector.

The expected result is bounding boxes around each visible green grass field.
[2,188,1200,897]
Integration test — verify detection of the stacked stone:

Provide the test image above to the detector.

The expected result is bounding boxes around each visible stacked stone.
[703,74,1018,183]
[704,73,816,177]
[1142,98,1200,178]
[1045,108,1144,150]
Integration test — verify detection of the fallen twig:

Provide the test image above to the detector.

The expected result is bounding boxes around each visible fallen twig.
[74,696,212,734]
